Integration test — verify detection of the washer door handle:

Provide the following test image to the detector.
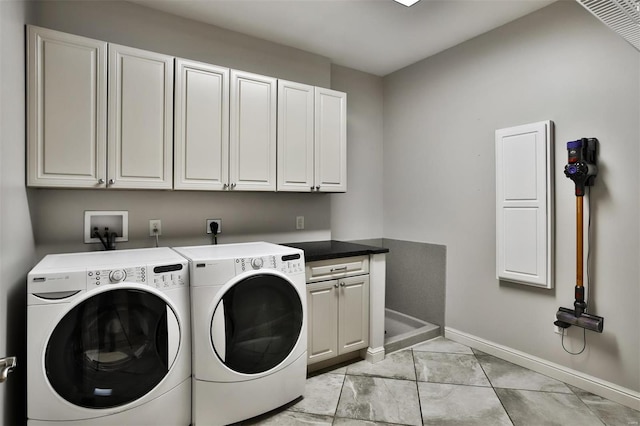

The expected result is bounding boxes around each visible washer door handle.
[166,306,180,367]
[211,301,226,362]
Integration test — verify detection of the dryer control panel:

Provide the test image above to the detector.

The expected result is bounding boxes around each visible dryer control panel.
[235,253,304,275]
[87,263,187,289]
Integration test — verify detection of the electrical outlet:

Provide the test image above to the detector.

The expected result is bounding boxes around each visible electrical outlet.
[206,219,222,234]
[554,317,566,336]
[149,219,162,237]
[296,216,304,230]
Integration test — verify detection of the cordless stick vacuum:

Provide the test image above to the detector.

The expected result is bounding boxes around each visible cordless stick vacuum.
[554,138,604,333]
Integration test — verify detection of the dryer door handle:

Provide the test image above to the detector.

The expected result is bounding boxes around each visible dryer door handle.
[211,301,226,362]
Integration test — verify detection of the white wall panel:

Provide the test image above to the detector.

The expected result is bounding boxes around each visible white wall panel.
[495,121,553,288]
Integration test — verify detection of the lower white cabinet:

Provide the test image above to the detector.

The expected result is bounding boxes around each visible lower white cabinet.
[307,274,370,365]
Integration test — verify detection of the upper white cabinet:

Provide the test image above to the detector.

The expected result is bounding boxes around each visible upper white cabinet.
[174,59,229,190]
[27,26,347,193]
[229,70,277,191]
[277,82,347,193]
[277,80,314,191]
[27,26,107,188]
[27,26,173,189]
[108,44,173,189]
[315,87,347,192]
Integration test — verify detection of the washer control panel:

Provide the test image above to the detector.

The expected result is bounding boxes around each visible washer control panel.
[87,262,187,289]
[235,253,304,274]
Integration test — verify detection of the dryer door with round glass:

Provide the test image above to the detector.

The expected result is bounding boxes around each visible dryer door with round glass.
[45,288,180,408]
[210,273,303,374]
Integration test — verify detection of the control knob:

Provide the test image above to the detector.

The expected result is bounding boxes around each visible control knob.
[109,269,126,283]
[251,258,264,269]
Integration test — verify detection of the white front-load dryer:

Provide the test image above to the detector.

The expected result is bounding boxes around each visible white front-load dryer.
[172,242,306,425]
[27,248,191,425]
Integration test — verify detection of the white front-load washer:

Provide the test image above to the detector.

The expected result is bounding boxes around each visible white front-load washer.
[27,248,191,425]
[172,242,306,425]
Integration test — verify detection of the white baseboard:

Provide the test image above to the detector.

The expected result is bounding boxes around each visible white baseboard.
[363,346,385,363]
[445,327,640,411]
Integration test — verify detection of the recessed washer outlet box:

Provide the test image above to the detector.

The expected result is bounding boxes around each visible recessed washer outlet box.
[84,211,129,244]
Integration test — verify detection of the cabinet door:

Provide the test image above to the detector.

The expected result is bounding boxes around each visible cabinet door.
[314,87,347,192]
[174,59,229,190]
[229,70,277,191]
[27,26,107,188]
[108,44,173,189]
[307,281,339,364]
[277,80,314,192]
[338,275,369,355]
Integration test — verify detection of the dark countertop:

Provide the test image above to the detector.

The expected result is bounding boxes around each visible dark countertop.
[281,240,389,262]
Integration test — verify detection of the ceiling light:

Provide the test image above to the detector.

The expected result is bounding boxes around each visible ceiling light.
[394,0,421,6]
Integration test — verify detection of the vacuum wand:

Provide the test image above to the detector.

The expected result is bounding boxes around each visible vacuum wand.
[555,138,604,333]
[575,195,585,317]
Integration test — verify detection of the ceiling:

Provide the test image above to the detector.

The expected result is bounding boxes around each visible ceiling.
[132,0,557,76]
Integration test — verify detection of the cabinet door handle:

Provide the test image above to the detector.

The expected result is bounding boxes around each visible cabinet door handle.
[230,183,236,189]
[108,179,115,185]
[0,356,17,383]
[330,266,348,272]
[223,183,228,189]
[98,178,105,184]
[340,282,346,287]
[315,185,320,191]
[334,283,339,288]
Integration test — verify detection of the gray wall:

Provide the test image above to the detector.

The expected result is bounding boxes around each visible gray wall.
[1,1,37,424]
[383,239,445,327]
[330,65,384,241]
[31,1,331,87]
[350,238,446,328]
[384,1,640,391]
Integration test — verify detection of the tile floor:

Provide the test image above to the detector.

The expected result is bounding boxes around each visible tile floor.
[244,337,640,426]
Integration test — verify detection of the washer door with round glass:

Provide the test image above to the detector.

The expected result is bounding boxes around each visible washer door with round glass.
[210,273,303,375]
[45,288,180,409]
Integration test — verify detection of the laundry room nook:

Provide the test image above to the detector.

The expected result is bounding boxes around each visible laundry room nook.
[2,0,640,425]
